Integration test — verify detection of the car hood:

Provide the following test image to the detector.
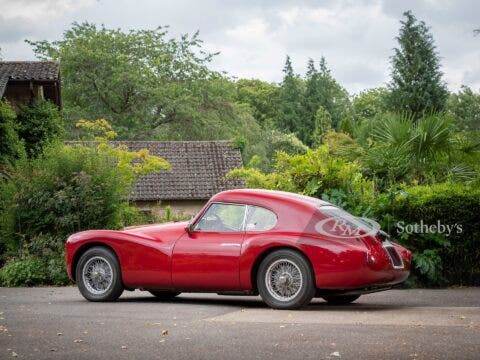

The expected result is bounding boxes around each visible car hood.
[122,221,189,242]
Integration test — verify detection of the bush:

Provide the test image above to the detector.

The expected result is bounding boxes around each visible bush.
[0,257,46,286]
[375,182,480,286]
[17,99,63,158]
[1,138,169,258]
[0,181,17,261]
[8,144,131,245]
[228,145,374,215]
[46,256,70,285]
[0,234,71,286]
[0,100,25,166]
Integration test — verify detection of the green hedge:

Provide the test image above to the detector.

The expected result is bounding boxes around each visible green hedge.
[377,182,480,286]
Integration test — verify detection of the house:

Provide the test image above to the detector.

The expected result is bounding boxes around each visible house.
[0,61,61,110]
[112,141,244,216]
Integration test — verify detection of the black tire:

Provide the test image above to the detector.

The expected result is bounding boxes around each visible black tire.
[148,290,181,299]
[257,249,315,310]
[76,246,124,302]
[322,295,360,305]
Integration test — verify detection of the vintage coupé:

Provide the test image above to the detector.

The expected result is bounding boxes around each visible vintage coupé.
[66,189,411,309]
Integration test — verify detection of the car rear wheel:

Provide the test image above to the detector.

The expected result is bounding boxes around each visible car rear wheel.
[76,247,124,302]
[257,249,315,309]
[148,290,181,299]
[322,295,360,305]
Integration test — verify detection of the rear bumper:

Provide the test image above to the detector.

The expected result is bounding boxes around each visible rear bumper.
[313,241,411,289]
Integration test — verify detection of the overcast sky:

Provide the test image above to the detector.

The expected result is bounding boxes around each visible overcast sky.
[0,0,478,94]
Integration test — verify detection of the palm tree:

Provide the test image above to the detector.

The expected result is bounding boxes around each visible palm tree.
[371,113,452,182]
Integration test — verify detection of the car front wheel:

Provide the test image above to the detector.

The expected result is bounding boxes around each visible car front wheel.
[76,246,124,302]
[257,249,315,309]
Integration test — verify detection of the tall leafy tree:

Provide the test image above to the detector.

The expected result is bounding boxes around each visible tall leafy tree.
[447,86,480,131]
[27,22,251,141]
[311,106,332,147]
[301,57,350,145]
[387,11,448,117]
[276,56,304,134]
[352,87,389,123]
[235,79,279,127]
[316,57,351,129]
[299,59,320,145]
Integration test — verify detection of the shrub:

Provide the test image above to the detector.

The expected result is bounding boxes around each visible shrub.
[46,256,70,285]
[0,234,71,286]
[228,145,374,215]
[17,100,63,158]
[1,137,169,258]
[9,144,132,243]
[0,257,46,286]
[375,182,480,286]
[0,181,17,262]
[0,100,24,166]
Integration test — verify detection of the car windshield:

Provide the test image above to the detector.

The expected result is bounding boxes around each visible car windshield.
[317,205,376,233]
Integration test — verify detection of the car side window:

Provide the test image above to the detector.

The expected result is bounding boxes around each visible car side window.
[194,203,246,232]
[245,205,277,231]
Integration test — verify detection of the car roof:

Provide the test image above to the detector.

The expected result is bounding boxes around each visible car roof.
[211,189,330,209]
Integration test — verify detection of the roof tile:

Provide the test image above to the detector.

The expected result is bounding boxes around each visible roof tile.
[0,61,60,97]
[68,141,245,201]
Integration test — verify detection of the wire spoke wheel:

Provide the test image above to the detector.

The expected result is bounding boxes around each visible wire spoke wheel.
[82,256,113,295]
[265,259,303,302]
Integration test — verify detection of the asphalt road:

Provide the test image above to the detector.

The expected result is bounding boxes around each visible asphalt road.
[0,287,479,360]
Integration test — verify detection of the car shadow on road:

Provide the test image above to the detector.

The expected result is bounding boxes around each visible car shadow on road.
[116,295,268,308]
[114,295,407,311]
[306,301,408,311]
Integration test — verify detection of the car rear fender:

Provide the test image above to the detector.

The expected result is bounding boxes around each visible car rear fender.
[239,233,316,291]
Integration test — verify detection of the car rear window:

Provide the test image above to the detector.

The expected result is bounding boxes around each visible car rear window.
[245,206,277,231]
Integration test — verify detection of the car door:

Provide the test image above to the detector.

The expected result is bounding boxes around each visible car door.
[172,203,246,290]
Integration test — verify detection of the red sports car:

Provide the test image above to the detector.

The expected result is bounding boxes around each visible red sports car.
[66,189,411,309]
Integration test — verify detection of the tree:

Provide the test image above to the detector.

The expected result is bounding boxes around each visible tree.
[370,112,453,183]
[299,57,350,146]
[276,56,304,134]
[387,11,448,117]
[27,22,267,165]
[235,79,279,127]
[311,106,332,147]
[338,117,354,136]
[352,87,389,123]
[0,101,24,167]
[447,86,480,131]
[307,58,350,132]
[27,22,227,139]
[17,100,63,158]
[299,58,320,145]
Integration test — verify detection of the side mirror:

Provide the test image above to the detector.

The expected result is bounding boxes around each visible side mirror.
[185,223,194,234]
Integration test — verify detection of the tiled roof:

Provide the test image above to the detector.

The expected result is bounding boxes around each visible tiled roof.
[110,141,244,201]
[0,61,60,97]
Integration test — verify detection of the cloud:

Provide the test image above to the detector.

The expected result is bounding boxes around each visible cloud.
[0,15,37,43]
[0,0,95,22]
[0,0,478,93]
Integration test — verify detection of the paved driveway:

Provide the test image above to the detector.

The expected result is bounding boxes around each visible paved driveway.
[0,287,479,359]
